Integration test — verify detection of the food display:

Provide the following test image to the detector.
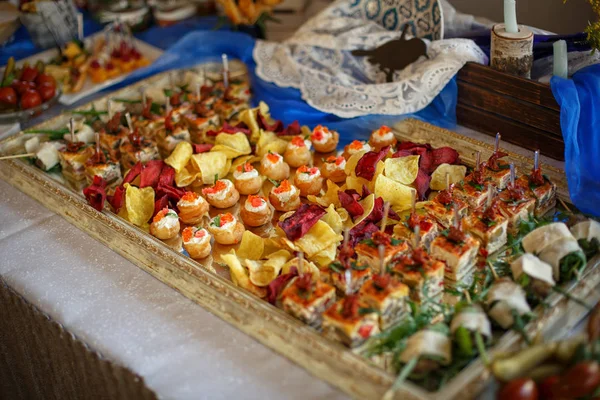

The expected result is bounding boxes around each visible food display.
[1,62,599,400]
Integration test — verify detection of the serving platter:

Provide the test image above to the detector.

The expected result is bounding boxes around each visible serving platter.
[0,66,597,400]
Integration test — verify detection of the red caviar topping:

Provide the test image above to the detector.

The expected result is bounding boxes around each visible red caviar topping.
[266,152,281,164]
[297,165,319,175]
[202,180,228,195]
[215,213,234,227]
[153,208,169,223]
[248,195,265,208]
[376,126,392,136]
[273,179,292,194]
[290,136,306,147]
[181,191,200,202]
[326,155,345,166]
[236,162,254,173]
[348,140,364,151]
[311,125,330,141]
[182,227,194,242]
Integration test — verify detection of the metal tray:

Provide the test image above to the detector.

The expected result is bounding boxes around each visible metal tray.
[0,66,597,400]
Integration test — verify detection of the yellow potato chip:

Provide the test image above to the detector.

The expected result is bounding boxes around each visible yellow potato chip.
[237,230,265,260]
[384,155,420,185]
[190,151,229,184]
[175,163,201,187]
[164,141,193,173]
[345,175,370,195]
[353,194,375,226]
[321,204,344,234]
[294,220,342,257]
[312,242,338,268]
[246,249,292,286]
[221,251,266,297]
[430,163,468,190]
[237,102,271,144]
[345,150,367,176]
[374,174,415,211]
[255,130,288,157]
[211,132,251,159]
[123,183,155,228]
[282,257,321,281]
[263,238,284,257]
[307,180,342,208]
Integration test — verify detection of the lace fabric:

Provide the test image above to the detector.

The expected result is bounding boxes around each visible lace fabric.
[254,0,488,118]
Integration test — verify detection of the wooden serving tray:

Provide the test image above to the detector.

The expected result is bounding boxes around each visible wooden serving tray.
[456,62,564,161]
[0,70,596,400]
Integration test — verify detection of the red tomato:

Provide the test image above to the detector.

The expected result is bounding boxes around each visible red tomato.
[538,375,559,400]
[11,80,36,95]
[35,73,56,87]
[20,66,38,82]
[20,89,42,109]
[38,83,56,102]
[554,361,600,398]
[358,325,373,338]
[0,87,17,106]
[497,378,538,400]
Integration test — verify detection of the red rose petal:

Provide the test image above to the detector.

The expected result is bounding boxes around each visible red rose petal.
[414,169,432,200]
[431,147,460,168]
[278,204,326,241]
[339,190,364,218]
[355,146,389,181]
[158,165,176,187]
[123,162,143,184]
[140,160,164,188]
[108,185,125,212]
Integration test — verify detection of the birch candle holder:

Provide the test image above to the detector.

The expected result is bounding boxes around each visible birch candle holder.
[490,23,534,78]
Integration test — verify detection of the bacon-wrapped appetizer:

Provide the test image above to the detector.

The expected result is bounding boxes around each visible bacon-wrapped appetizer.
[355,231,409,274]
[182,226,212,260]
[321,155,347,183]
[342,140,371,159]
[498,183,535,235]
[322,294,380,347]
[463,201,508,254]
[58,141,95,182]
[422,188,468,229]
[118,131,160,170]
[391,248,445,301]
[156,112,191,157]
[84,148,121,186]
[202,179,240,209]
[207,213,245,245]
[281,273,336,329]
[430,226,480,282]
[393,211,439,251]
[310,125,339,153]
[283,136,312,168]
[368,126,397,151]
[233,162,263,195]
[177,191,209,225]
[269,179,301,212]
[260,152,290,181]
[150,208,181,240]
[359,274,410,330]
[294,165,323,197]
[240,195,272,227]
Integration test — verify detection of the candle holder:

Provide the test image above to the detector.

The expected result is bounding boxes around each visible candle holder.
[490,23,534,78]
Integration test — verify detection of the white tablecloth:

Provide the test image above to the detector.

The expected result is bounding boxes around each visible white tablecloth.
[0,178,347,400]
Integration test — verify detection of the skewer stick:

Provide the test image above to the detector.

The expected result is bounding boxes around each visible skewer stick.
[411,189,416,214]
[199,68,205,87]
[95,132,100,156]
[378,244,386,276]
[413,225,421,248]
[0,153,35,160]
[107,98,113,120]
[141,88,147,106]
[453,203,460,229]
[222,54,229,89]
[495,132,501,153]
[345,268,352,296]
[446,172,451,191]
[509,163,516,187]
[77,13,84,41]
[169,72,175,92]
[487,261,500,281]
[559,198,572,213]
[463,290,472,304]
[486,184,494,210]
[380,202,391,233]
[166,96,171,114]
[69,118,75,142]
[463,288,490,365]
[343,228,350,250]
[195,82,201,102]
[125,112,134,132]
[382,357,419,400]
[298,252,305,275]
[533,150,540,171]
[475,151,481,171]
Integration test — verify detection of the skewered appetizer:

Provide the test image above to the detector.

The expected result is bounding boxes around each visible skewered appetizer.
[359,274,410,330]
[391,248,445,301]
[484,151,513,190]
[430,225,480,283]
[281,273,336,329]
[269,179,301,212]
[202,179,240,209]
[294,165,324,197]
[177,191,209,225]
[240,195,272,227]
[150,208,181,240]
[207,213,244,245]
[463,200,508,254]
[322,294,380,347]
[516,157,557,217]
[99,112,129,159]
[455,166,491,209]
[355,232,409,274]
[233,162,263,195]
[329,262,372,295]
[398,325,452,375]
[393,211,439,251]
[84,148,122,186]
[260,152,290,181]
[284,136,312,168]
[182,227,212,260]
[118,131,160,170]
[449,304,491,358]
[58,141,94,182]
[156,112,191,157]
[510,253,556,298]
[485,278,531,329]
[368,126,397,151]
[422,188,468,229]
[342,140,371,159]
[570,219,600,258]
[185,109,220,143]
[321,155,347,183]
[497,183,535,235]
[310,125,339,153]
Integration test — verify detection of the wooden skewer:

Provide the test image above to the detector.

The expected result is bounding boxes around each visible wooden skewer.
[125,112,134,132]
[195,82,201,101]
[413,225,420,248]
[298,252,304,275]
[486,183,494,210]
[380,202,391,233]
[107,98,113,120]
[453,203,460,229]
[343,228,350,250]
[463,289,472,304]
[95,132,100,155]
[378,244,386,276]
[345,268,352,296]
[533,150,540,171]
[222,54,229,89]
[166,96,171,114]
[559,198,572,213]
[487,261,500,281]
[495,132,501,153]
[446,172,451,191]
[509,163,516,187]
[69,118,75,142]
[475,151,481,171]
[0,153,35,160]
[141,88,147,106]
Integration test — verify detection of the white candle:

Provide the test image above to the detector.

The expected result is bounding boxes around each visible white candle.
[553,40,568,78]
[504,0,518,34]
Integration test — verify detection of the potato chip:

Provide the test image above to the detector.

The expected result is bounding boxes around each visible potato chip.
[384,155,420,185]
[247,249,291,286]
[353,194,376,226]
[374,174,415,211]
[165,141,193,173]
[237,102,271,143]
[295,220,342,257]
[307,180,342,208]
[190,151,229,184]
[312,242,338,268]
[345,150,367,176]
[221,251,266,297]
[255,130,288,157]
[237,230,265,260]
[123,183,155,228]
[175,163,201,187]
[211,132,251,159]
[321,204,344,234]
[430,163,468,190]
[262,238,284,257]
[282,257,320,282]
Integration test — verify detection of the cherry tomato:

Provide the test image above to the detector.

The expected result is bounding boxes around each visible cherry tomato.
[554,361,600,398]
[358,325,373,338]
[20,89,42,109]
[20,66,38,82]
[38,83,56,102]
[497,378,538,400]
[0,87,17,106]
[35,73,56,87]
[538,375,559,400]
[11,80,36,95]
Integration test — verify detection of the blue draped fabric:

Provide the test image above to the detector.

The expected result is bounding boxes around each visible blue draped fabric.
[551,64,600,217]
[117,30,458,147]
